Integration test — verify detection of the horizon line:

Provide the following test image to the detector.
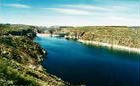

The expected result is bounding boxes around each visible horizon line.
[1,23,140,27]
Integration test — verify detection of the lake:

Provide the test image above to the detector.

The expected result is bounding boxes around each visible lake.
[34,36,140,86]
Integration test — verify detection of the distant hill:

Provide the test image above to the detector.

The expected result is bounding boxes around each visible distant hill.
[50,26,140,49]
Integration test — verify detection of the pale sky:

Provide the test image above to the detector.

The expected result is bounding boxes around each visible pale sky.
[0,0,140,26]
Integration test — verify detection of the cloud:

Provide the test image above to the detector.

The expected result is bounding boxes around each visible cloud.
[1,1,139,26]
[2,15,139,26]
[62,4,134,12]
[3,3,31,8]
[63,5,112,11]
[44,8,93,15]
[42,4,133,16]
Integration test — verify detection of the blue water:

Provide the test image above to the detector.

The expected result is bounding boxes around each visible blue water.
[34,37,140,86]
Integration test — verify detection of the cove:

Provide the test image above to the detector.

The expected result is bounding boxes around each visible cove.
[34,36,140,86]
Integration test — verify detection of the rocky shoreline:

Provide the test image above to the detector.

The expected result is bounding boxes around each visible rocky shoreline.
[50,26,140,54]
[37,32,140,54]
[78,39,140,54]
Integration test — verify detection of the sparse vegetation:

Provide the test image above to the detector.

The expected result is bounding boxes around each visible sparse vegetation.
[0,24,67,86]
[54,26,140,48]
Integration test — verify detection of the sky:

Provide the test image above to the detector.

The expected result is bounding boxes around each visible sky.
[0,0,140,26]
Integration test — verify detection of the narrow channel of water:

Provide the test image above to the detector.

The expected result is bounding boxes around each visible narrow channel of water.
[34,36,140,86]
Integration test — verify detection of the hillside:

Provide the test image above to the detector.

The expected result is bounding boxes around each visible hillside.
[52,26,140,49]
[0,24,67,86]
